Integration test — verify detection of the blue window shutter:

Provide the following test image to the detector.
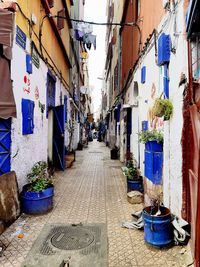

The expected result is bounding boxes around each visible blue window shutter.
[22,99,34,135]
[158,33,171,66]
[64,95,67,123]
[141,66,146,83]
[30,100,35,132]
[26,54,32,74]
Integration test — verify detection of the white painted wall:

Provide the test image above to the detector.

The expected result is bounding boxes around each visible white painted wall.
[11,42,48,190]
[162,1,188,216]
[124,1,188,217]
[10,36,71,190]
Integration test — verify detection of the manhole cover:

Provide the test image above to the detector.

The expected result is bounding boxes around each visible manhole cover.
[22,224,108,267]
[51,226,94,250]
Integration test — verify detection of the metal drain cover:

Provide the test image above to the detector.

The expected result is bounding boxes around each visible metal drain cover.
[22,223,108,267]
[50,226,94,250]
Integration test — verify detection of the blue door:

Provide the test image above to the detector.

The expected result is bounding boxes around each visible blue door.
[53,105,65,170]
[0,118,11,175]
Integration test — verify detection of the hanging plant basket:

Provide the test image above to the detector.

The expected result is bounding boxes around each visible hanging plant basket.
[152,98,173,120]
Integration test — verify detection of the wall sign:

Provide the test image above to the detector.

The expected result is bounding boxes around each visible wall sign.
[16,26,26,50]
[32,44,40,68]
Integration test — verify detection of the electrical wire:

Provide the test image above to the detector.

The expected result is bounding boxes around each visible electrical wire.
[15,4,74,96]
[54,16,142,54]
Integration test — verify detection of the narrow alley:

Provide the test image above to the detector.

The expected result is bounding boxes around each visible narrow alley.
[0,141,193,267]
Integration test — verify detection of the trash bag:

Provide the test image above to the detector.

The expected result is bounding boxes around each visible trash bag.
[172,215,190,245]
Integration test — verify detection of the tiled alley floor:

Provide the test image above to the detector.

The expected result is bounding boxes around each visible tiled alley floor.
[0,141,194,267]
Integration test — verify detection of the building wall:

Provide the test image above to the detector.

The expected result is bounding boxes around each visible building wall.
[16,0,71,85]
[121,0,139,89]
[125,0,188,217]
[139,0,165,45]
[10,40,71,190]
[121,0,165,91]
[7,0,73,190]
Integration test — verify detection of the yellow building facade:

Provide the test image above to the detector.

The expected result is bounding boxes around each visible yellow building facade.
[16,0,72,87]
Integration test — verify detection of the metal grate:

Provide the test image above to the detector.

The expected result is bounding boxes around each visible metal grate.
[22,224,107,267]
[40,225,102,255]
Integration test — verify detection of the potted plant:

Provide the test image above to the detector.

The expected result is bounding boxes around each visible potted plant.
[138,129,163,152]
[152,98,173,120]
[20,161,54,214]
[122,159,143,192]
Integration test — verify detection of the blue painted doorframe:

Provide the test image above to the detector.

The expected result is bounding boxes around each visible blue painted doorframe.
[53,105,65,170]
[0,118,11,175]
[126,108,132,157]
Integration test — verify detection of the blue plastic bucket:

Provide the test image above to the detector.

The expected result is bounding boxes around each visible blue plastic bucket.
[127,178,143,192]
[143,206,173,247]
[21,184,54,214]
[145,141,163,152]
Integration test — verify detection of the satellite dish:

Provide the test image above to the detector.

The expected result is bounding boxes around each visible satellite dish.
[80,86,89,94]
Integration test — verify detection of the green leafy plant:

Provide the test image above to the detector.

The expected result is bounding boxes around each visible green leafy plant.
[138,129,163,144]
[152,98,173,120]
[123,160,141,180]
[27,161,53,192]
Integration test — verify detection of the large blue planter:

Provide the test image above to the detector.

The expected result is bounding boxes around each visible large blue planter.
[127,178,143,192]
[145,141,163,152]
[21,184,54,214]
[143,206,173,247]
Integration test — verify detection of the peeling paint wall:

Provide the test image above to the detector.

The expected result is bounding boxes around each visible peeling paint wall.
[10,39,70,191]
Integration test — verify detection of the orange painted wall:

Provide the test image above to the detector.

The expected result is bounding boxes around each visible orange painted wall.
[139,0,165,46]
[16,0,71,85]
[121,0,165,91]
[121,0,139,89]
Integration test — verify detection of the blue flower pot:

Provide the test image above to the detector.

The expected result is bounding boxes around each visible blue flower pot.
[127,177,143,192]
[21,184,54,214]
[145,141,163,152]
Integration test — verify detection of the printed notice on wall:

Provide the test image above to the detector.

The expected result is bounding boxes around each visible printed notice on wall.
[16,26,26,50]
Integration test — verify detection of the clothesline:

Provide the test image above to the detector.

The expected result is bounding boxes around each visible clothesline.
[53,15,139,27]
[70,18,139,27]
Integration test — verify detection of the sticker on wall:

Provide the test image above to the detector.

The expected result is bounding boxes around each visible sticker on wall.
[23,75,31,94]
[35,86,39,100]
[16,26,26,50]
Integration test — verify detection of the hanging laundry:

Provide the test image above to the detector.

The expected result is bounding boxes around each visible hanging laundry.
[73,21,93,34]
[74,29,84,41]
[83,34,96,50]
